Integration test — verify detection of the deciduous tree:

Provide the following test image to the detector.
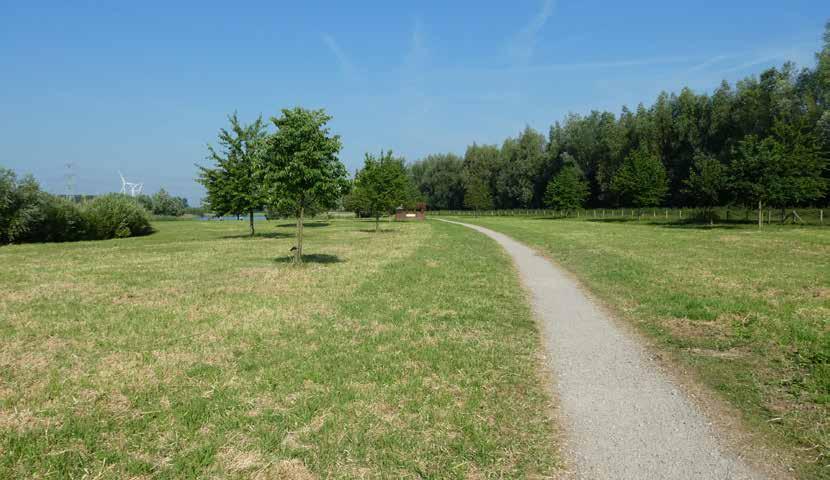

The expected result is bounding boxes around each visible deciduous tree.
[544,164,589,214]
[197,113,267,235]
[351,150,413,232]
[611,147,668,215]
[260,108,348,263]
[683,153,727,225]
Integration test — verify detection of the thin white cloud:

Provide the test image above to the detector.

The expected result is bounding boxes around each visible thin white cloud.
[506,0,555,64]
[686,55,733,73]
[322,33,360,81]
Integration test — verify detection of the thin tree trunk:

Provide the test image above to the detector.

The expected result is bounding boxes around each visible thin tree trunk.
[758,200,762,229]
[249,210,255,237]
[295,206,304,264]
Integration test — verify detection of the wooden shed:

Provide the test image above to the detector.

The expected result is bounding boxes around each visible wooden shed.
[395,203,426,221]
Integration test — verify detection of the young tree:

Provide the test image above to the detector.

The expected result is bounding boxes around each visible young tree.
[351,150,413,232]
[197,113,267,236]
[463,176,493,214]
[610,147,668,215]
[683,153,727,225]
[260,108,348,263]
[544,165,589,214]
[731,121,828,227]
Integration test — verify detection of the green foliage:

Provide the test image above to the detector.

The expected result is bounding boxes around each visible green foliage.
[731,121,828,209]
[198,113,267,233]
[610,147,669,209]
[0,168,44,244]
[137,189,188,217]
[496,127,547,208]
[83,194,153,239]
[260,107,348,262]
[261,108,347,211]
[683,153,728,217]
[463,176,494,212]
[409,153,464,209]
[22,195,90,243]
[350,151,414,230]
[1,168,153,244]
[544,165,589,212]
[462,144,498,212]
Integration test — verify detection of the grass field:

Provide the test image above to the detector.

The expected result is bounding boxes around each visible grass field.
[448,215,830,479]
[0,219,558,478]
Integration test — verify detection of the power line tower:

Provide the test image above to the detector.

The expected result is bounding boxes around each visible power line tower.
[64,162,76,201]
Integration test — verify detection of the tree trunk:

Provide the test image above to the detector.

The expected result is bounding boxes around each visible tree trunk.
[249,210,255,237]
[758,200,763,229]
[295,206,304,264]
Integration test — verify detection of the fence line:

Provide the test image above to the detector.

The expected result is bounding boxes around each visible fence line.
[429,207,828,226]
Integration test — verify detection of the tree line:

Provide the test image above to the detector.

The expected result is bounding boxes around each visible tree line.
[407,23,830,224]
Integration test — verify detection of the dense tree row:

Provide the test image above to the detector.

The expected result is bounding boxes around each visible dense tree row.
[408,23,830,221]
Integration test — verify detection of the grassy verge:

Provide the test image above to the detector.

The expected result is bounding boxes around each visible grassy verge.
[0,219,558,478]
[448,215,829,479]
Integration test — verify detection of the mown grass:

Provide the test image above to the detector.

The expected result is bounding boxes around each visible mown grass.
[448,215,830,479]
[0,219,558,478]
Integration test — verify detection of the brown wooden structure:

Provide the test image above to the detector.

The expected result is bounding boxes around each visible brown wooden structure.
[395,203,426,221]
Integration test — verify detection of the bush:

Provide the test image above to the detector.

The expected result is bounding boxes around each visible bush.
[22,194,90,243]
[82,194,153,240]
[1,169,46,244]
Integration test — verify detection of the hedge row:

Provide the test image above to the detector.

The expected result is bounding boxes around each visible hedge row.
[1,169,152,245]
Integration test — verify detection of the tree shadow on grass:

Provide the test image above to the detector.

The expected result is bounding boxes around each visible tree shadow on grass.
[221,231,290,239]
[584,218,745,229]
[272,253,343,264]
[656,222,745,230]
[275,222,330,228]
[586,218,641,224]
[357,228,401,234]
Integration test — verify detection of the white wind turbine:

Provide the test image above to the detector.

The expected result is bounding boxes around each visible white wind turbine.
[119,171,144,197]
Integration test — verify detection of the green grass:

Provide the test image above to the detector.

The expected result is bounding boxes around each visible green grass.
[447,215,830,479]
[0,219,558,478]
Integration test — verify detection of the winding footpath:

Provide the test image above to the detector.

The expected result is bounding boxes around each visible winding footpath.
[439,219,765,480]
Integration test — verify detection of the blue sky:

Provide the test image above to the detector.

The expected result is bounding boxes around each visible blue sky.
[1,1,827,204]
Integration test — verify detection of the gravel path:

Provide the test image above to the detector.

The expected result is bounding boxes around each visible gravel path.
[440,219,764,480]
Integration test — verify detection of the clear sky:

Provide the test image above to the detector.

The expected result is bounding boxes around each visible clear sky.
[1,1,827,204]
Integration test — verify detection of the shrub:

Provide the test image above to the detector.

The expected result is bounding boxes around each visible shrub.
[22,194,90,243]
[82,194,153,240]
[0,168,45,244]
